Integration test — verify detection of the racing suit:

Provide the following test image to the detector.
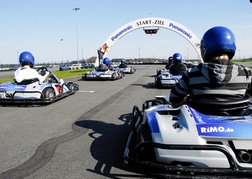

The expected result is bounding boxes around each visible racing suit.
[169,62,187,75]
[119,63,127,68]
[96,64,109,71]
[14,67,47,84]
[170,60,252,105]
[165,62,173,70]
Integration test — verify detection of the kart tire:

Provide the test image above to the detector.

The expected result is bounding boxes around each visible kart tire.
[83,74,89,81]
[112,73,116,79]
[155,78,162,88]
[82,74,86,80]
[42,88,55,99]
[67,82,76,92]
[136,122,156,162]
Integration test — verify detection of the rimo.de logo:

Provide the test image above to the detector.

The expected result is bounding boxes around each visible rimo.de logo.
[200,126,234,133]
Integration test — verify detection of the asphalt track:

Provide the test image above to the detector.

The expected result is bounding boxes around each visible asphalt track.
[0,65,171,179]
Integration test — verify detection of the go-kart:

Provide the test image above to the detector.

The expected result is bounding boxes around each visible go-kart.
[116,66,136,74]
[0,67,79,105]
[82,68,124,80]
[124,95,252,178]
[155,69,181,88]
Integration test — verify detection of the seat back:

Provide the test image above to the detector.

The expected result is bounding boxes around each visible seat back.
[187,95,250,115]
[16,78,39,85]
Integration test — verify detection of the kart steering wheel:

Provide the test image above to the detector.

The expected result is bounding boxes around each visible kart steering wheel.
[36,67,49,76]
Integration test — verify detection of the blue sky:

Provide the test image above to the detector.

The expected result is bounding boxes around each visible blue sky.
[1,0,252,64]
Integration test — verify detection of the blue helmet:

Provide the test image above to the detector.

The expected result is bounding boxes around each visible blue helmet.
[200,26,236,62]
[19,51,34,67]
[121,58,126,63]
[172,53,182,63]
[103,57,110,66]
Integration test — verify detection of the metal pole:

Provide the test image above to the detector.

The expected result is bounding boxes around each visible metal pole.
[82,49,83,61]
[187,47,188,60]
[73,8,80,63]
[60,39,64,63]
[138,47,140,59]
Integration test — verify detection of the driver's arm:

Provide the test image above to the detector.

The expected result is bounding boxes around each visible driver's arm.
[169,73,189,105]
[35,71,50,84]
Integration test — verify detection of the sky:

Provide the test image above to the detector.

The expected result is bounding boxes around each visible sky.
[1,0,252,64]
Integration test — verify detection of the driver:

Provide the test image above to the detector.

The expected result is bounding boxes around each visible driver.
[14,51,50,84]
[169,53,187,75]
[119,59,127,68]
[96,57,113,71]
[165,56,173,70]
[169,26,252,106]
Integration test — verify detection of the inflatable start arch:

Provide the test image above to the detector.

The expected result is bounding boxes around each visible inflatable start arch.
[96,17,202,66]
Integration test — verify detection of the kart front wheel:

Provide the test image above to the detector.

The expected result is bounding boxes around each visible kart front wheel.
[42,88,55,99]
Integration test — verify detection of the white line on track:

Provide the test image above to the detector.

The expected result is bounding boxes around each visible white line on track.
[77,90,95,93]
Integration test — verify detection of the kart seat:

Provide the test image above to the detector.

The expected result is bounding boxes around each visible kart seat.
[186,95,251,116]
[15,78,39,85]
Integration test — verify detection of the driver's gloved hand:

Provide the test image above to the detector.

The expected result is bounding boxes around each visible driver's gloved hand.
[44,71,50,77]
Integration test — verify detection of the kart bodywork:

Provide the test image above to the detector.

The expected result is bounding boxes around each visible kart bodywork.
[155,69,181,88]
[124,95,252,178]
[116,66,136,74]
[82,69,124,80]
[0,67,79,105]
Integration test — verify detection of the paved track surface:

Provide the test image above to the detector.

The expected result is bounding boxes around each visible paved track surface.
[0,65,170,179]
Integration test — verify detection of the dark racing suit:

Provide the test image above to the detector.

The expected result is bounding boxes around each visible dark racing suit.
[170,60,252,105]
[165,62,173,70]
[96,64,109,71]
[169,62,187,75]
[119,63,127,68]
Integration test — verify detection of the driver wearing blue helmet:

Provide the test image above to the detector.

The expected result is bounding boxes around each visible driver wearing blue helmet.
[119,59,128,68]
[165,56,173,70]
[169,53,187,75]
[14,51,50,84]
[170,26,252,106]
[96,57,113,71]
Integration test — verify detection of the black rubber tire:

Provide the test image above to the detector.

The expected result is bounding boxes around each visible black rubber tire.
[82,74,88,81]
[67,82,75,91]
[112,73,117,79]
[155,78,161,88]
[42,88,55,99]
[136,122,156,162]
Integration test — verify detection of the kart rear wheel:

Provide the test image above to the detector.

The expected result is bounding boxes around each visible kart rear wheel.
[67,82,76,91]
[42,88,55,99]
[112,73,117,79]
[155,78,162,88]
[82,74,87,80]
[136,122,156,162]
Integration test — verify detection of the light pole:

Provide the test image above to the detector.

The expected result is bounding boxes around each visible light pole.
[81,49,83,61]
[187,47,189,60]
[17,51,19,63]
[60,38,64,63]
[73,7,80,63]
[138,47,140,59]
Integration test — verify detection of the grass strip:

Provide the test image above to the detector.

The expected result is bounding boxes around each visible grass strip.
[0,68,93,83]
